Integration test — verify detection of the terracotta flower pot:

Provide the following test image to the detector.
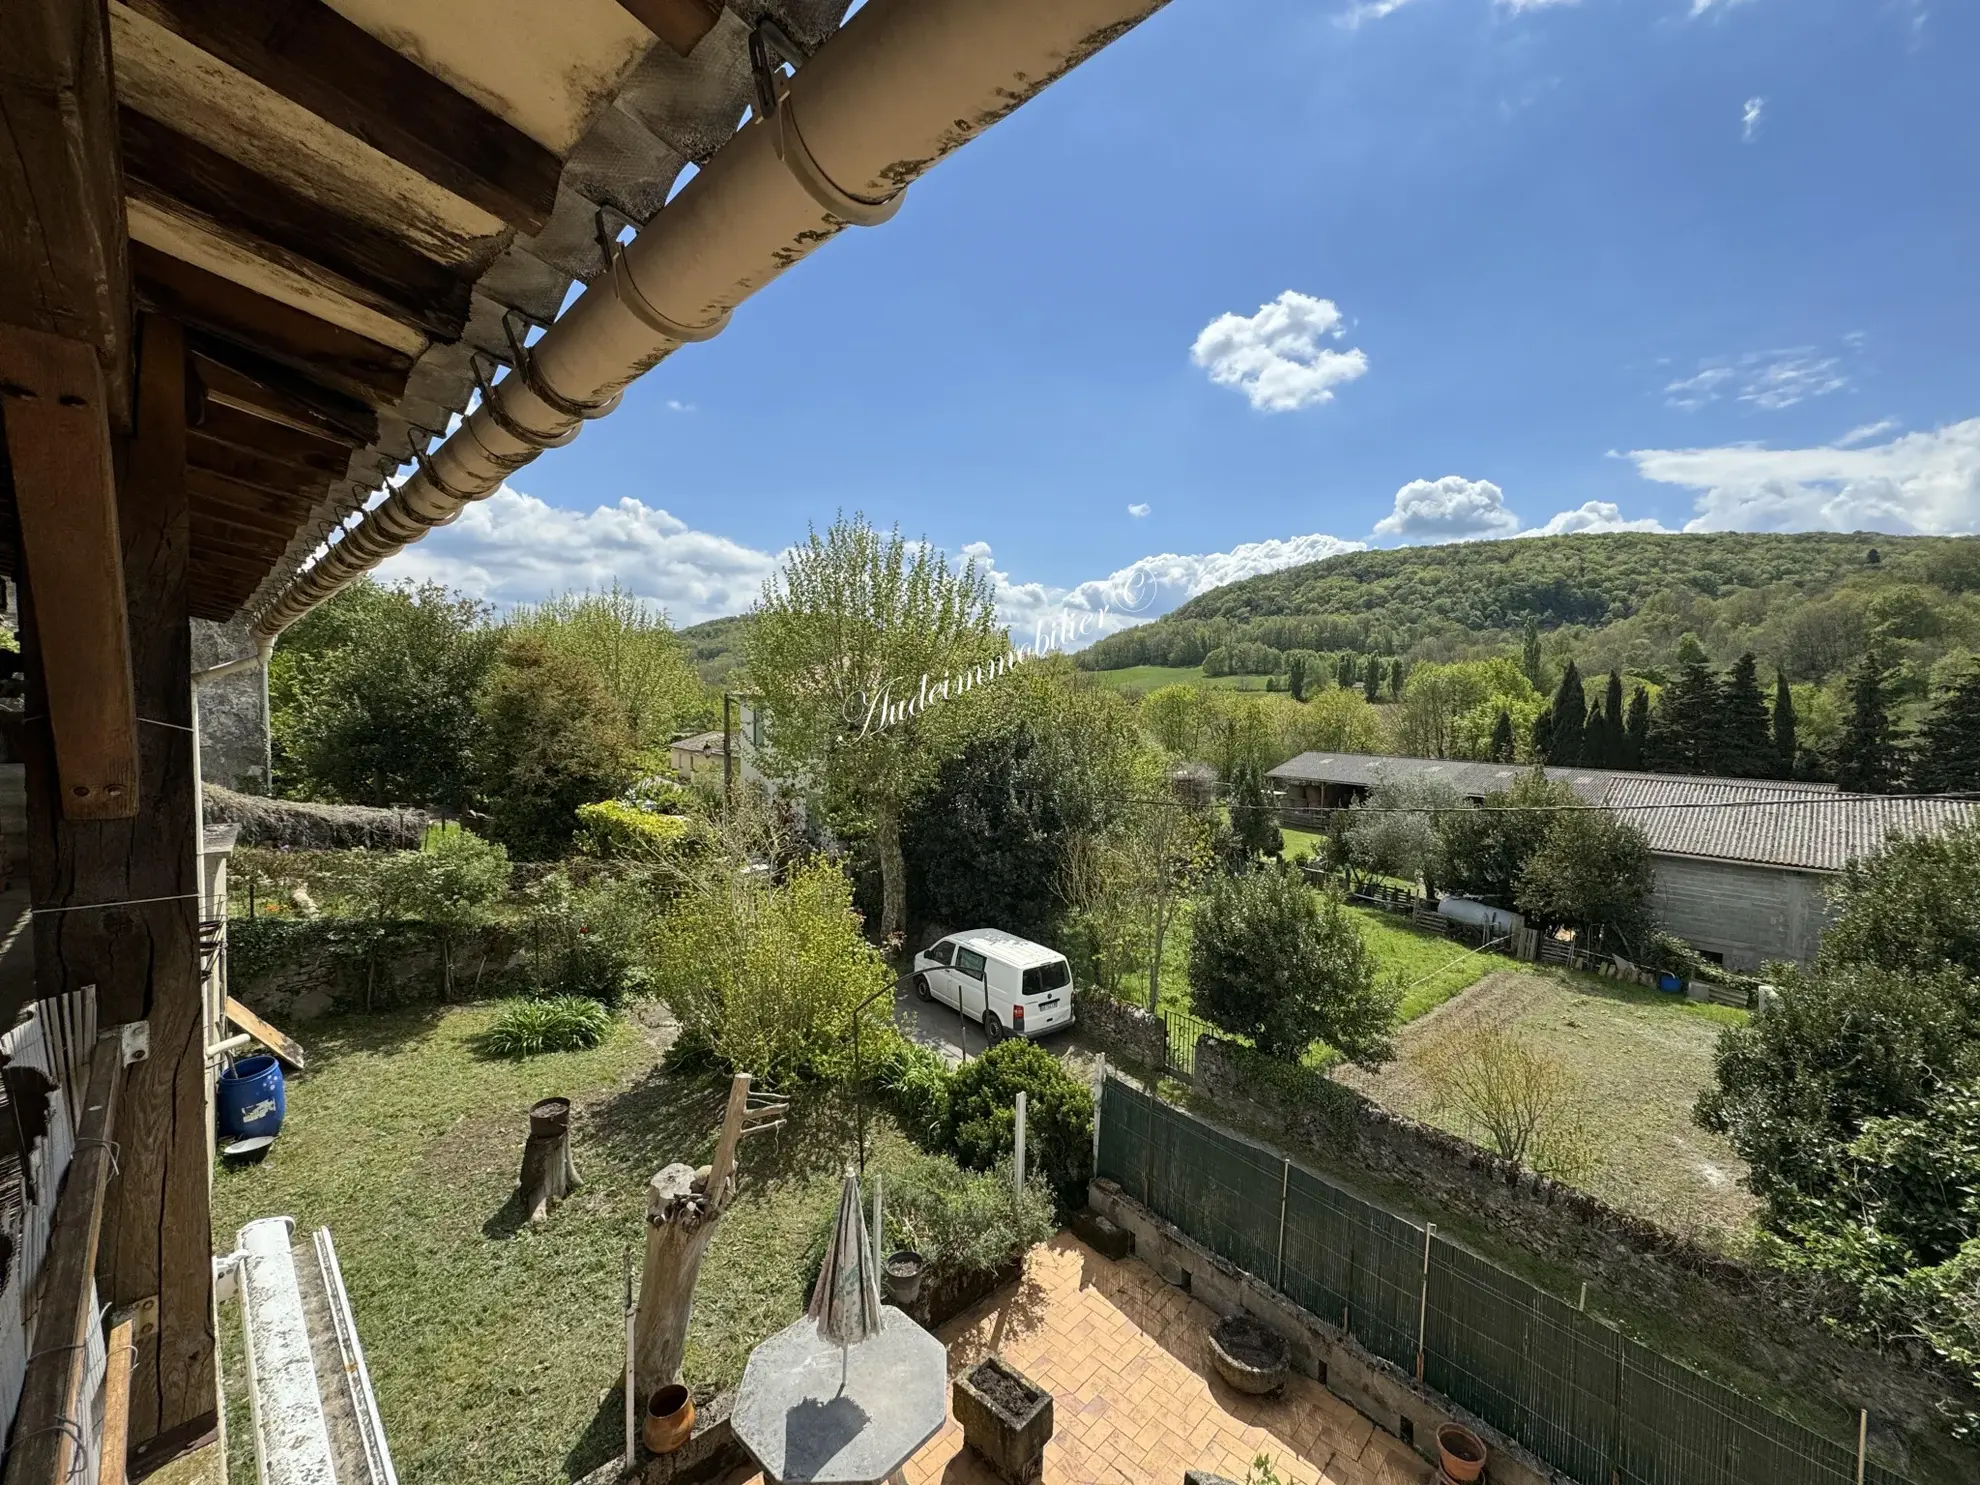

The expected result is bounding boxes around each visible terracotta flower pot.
[1436,1422,1487,1483]
[643,1383,694,1456]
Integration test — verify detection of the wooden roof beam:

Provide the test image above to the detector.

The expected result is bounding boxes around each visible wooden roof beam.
[123,0,563,233]
[189,338,378,446]
[134,242,413,407]
[120,107,474,346]
[0,0,132,428]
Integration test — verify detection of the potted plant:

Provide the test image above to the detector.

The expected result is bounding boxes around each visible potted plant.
[643,1383,694,1455]
[1436,1422,1487,1483]
[883,1249,925,1305]
[1206,1314,1291,1396]
[953,1355,1052,1484]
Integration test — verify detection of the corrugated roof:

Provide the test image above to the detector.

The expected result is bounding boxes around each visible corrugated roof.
[1265,751,1970,872]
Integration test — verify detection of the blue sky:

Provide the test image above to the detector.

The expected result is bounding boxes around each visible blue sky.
[383,0,1979,641]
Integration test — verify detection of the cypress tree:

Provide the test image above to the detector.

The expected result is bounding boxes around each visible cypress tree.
[1544,661,1586,765]
[1833,655,1902,793]
[1521,619,1545,692]
[1582,698,1608,766]
[1652,655,1721,775]
[1288,654,1308,703]
[1489,708,1515,763]
[1363,662,1382,703]
[1771,673,1797,780]
[1911,663,1980,794]
[1531,705,1555,764]
[1623,685,1650,770]
[1719,652,1773,778]
[1602,671,1625,768]
[1389,658,1405,699]
[1337,653,1356,687]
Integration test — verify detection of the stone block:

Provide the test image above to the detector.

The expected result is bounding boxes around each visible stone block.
[1070,1209,1133,1261]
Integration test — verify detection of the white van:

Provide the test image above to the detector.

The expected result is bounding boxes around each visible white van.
[911,929,1075,1042]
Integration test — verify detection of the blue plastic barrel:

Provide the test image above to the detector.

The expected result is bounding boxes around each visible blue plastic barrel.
[217,1055,285,1139]
[1657,971,1684,994]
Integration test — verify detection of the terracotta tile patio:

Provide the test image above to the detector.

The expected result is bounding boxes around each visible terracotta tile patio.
[897,1234,1434,1485]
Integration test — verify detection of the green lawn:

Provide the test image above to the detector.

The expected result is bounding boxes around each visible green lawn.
[214,1003,920,1485]
[1081,664,1278,694]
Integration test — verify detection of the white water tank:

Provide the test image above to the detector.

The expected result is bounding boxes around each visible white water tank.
[1436,897,1524,938]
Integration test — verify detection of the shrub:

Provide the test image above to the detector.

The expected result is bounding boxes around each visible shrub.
[943,1040,1093,1207]
[800,1152,1052,1295]
[1516,809,1654,955]
[574,799,699,860]
[869,1036,954,1146]
[481,996,613,1056]
[1190,866,1397,1064]
[478,635,636,859]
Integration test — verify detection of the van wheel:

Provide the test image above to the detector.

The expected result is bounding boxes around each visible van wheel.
[913,973,932,1002]
[982,1011,1004,1045]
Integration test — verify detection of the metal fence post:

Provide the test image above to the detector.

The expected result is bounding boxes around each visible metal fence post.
[1275,1158,1290,1291]
[1014,1091,1027,1193]
[1855,1410,1868,1485]
[1092,1056,1105,1178]
[1414,1222,1435,1382]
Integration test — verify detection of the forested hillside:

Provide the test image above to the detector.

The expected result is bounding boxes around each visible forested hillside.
[1080,532,1980,684]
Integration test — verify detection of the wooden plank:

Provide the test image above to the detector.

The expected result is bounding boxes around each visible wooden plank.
[120,106,473,345]
[97,1314,136,1485]
[124,0,562,233]
[224,996,306,1071]
[616,0,723,57]
[0,1033,123,1485]
[133,243,413,407]
[192,402,354,474]
[0,0,132,428]
[188,429,337,498]
[0,322,138,820]
[189,339,377,446]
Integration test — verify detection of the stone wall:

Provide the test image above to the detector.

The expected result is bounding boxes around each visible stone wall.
[227,918,515,1023]
[1075,992,1167,1070]
[1190,1036,1970,1478]
[193,618,270,792]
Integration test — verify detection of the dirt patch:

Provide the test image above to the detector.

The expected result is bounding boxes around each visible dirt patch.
[1339,969,1759,1247]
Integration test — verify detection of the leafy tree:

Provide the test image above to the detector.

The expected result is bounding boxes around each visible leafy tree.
[1189,867,1396,1063]
[1488,709,1515,763]
[1817,820,1980,981]
[1388,657,1405,700]
[1336,653,1357,687]
[1771,672,1797,779]
[944,1040,1094,1206]
[1287,653,1308,702]
[1294,687,1387,755]
[1718,652,1774,778]
[390,824,510,1000]
[1832,653,1904,793]
[478,636,636,858]
[744,514,1002,939]
[1437,769,1577,909]
[1542,661,1586,765]
[1623,685,1650,770]
[1516,809,1653,953]
[1226,756,1284,864]
[509,583,708,748]
[1362,661,1382,703]
[271,578,497,809]
[649,856,892,1083]
[1521,618,1545,692]
[1912,662,1980,794]
[1140,683,1216,759]
[1346,774,1458,893]
[1651,654,1722,775]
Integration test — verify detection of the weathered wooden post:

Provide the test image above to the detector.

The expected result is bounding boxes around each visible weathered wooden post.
[632,1073,785,1400]
[517,1097,580,1224]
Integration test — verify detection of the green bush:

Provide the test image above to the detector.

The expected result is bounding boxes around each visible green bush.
[574,799,698,860]
[944,1040,1093,1207]
[481,996,613,1057]
[869,1036,954,1145]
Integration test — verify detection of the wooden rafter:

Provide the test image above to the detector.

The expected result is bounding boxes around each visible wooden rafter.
[192,402,353,474]
[120,106,474,345]
[189,338,378,446]
[0,0,132,428]
[616,0,723,58]
[123,0,563,232]
[134,242,413,406]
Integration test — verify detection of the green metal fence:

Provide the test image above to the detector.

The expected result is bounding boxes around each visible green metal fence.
[1095,1077,1914,1485]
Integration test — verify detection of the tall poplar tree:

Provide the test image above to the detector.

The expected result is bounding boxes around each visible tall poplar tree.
[1543,661,1586,765]
[1911,663,1980,794]
[1521,618,1545,692]
[1363,662,1382,702]
[1771,672,1797,780]
[1719,652,1773,778]
[1832,654,1903,794]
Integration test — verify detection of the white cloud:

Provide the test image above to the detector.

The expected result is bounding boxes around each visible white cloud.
[1628,418,1980,535]
[1373,476,1520,543]
[979,532,1367,650]
[1691,0,1754,16]
[1835,419,1899,448]
[1498,0,1579,9]
[1519,501,1671,537]
[1741,96,1764,142]
[1664,347,1851,411]
[374,486,780,625]
[1190,292,1369,413]
[1127,503,1151,518]
[1336,0,1415,27]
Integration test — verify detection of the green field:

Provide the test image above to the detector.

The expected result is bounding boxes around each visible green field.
[1081,664,1278,694]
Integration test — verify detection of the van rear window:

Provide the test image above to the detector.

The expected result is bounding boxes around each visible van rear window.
[1022,960,1071,996]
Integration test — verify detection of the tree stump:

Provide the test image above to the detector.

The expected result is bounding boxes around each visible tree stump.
[518,1097,580,1223]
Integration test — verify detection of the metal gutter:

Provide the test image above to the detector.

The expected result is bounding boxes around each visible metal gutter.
[250,0,1170,636]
